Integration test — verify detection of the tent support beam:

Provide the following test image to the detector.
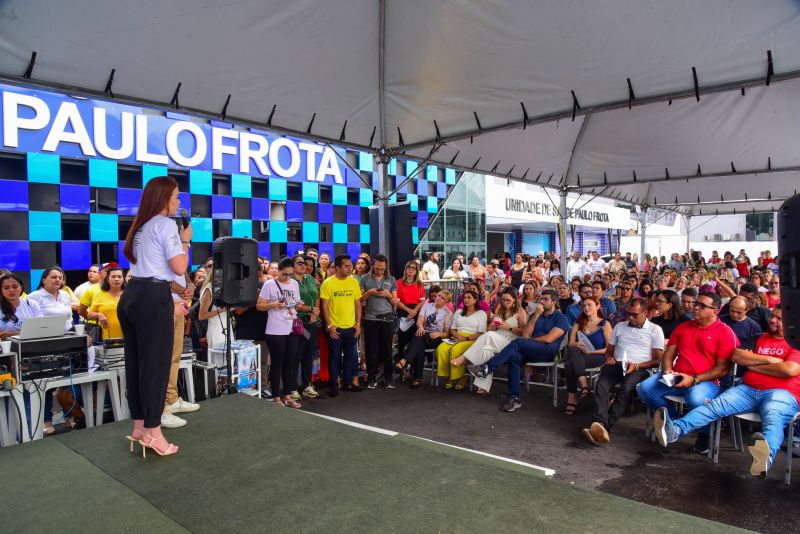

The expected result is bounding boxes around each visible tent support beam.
[378,0,387,147]
[573,164,800,191]
[558,189,568,257]
[654,197,790,208]
[639,207,648,271]
[395,69,800,153]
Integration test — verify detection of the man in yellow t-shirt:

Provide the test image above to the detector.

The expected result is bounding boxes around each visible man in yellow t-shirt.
[320,255,362,396]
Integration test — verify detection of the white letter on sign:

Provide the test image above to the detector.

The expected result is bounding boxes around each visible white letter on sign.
[3,92,51,148]
[239,132,270,175]
[212,127,239,171]
[43,102,96,156]
[269,138,300,178]
[166,121,207,167]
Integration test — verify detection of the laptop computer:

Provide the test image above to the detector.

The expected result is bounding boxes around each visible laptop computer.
[15,315,71,340]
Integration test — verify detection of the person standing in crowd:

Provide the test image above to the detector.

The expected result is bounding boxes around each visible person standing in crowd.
[507,253,526,288]
[522,258,542,286]
[468,289,569,413]
[436,290,487,390]
[160,263,198,429]
[360,255,398,389]
[484,260,503,296]
[468,256,486,282]
[451,287,527,395]
[294,254,321,399]
[562,297,612,414]
[735,249,751,277]
[317,253,331,281]
[442,258,468,280]
[395,260,426,366]
[587,251,607,273]
[354,254,371,282]
[86,266,126,340]
[583,298,664,445]
[637,292,737,455]
[765,277,781,309]
[118,176,191,457]
[654,306,799,478]
[421,251,441,281]
[320,255,363,396]
[73,264,101,300]
[566,251,591,282]
[198,264,235,366]
[257,257,302,408]
[607,253,626,273]
[0,273,42,338]
[28,267,74,332]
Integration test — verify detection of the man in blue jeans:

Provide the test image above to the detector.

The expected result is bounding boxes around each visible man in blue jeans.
[468,289,569,412]
[637,292,738,454]
[655,306,800,478]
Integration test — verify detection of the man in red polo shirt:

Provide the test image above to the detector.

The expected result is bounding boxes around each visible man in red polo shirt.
[655,306,800,478]
[637,292,737,454]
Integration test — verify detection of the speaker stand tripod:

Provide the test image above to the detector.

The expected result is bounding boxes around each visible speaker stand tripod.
[223,307,237,395]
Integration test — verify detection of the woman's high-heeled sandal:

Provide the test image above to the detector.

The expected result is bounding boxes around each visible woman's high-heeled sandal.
[284,398,302,409]
[139,434,179,458]
[126,429,145,453]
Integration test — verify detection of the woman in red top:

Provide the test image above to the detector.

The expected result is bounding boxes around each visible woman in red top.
[395,260,426,363]
[766,278,781,309]
[735,250,750,277]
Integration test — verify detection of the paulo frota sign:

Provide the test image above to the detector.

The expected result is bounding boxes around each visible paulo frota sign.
[0,84,345,183]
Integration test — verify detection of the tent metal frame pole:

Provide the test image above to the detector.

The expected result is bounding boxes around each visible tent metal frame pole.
[654,196,790,208]
[684,215,691,254]
[396,69,800,153]
[558,189,568,258]
[639,207,648,271]
[575,164,800,192]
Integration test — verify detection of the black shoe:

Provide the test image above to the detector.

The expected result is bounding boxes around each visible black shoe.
[382,381,396,389]
[328,387,339,398]
[692,433,710,455]
[341,384,363,392]
[501,396,522,412]
[261,388,273,399]
[467,363,488,379]
[367,380,378,390]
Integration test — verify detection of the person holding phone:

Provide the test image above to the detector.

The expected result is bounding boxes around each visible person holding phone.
[359,255,398,389]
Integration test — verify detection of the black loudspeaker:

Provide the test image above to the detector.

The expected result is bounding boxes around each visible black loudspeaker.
[778,194,800,349]
[211,237,259,307]
[369,202,414,278]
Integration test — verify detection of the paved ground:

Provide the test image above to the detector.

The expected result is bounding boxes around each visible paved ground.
[298,373,798,533]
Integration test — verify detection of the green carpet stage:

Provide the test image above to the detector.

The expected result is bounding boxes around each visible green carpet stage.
[3,394,746,533]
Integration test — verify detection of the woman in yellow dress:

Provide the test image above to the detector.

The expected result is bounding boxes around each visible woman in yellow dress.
[436,290,487,390]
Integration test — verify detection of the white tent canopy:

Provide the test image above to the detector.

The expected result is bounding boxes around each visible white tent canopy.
[1,0,799,215]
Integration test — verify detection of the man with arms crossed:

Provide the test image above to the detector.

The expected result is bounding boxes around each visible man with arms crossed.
[655,306,799,478]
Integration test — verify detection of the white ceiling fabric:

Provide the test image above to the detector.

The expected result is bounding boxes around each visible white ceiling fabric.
[1,0,799,214]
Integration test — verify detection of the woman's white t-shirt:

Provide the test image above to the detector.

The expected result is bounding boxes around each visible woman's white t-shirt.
[451,309,487,335]
[259,278,300,336]
[129,215,184,281]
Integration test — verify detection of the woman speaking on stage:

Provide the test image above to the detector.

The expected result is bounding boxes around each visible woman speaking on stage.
[119,177,192,457]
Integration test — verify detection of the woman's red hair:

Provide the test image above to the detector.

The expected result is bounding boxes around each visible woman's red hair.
[576,296,604,330]
[123,177,178,264]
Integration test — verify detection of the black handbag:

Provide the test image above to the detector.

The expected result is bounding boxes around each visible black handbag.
[84,322,103,342]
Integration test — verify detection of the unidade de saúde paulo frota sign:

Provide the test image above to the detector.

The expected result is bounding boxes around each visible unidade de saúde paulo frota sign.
[0,83,346,183]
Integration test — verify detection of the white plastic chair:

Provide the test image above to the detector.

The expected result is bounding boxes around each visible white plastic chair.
[731,410,800,485]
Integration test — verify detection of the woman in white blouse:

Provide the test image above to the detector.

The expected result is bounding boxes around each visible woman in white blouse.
[27,267,74,332]
[436,290,487,390]
[0,273,42,338]
[442,258,469,280]
[450,287,526,395]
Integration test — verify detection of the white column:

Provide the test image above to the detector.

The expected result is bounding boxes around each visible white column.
[684,214,692,254]
[375,156,390,265]
[558,189,568,257]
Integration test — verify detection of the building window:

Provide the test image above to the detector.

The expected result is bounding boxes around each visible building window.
[745,213,774,241]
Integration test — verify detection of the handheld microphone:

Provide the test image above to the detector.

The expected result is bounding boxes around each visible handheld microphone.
[179,208,190,229]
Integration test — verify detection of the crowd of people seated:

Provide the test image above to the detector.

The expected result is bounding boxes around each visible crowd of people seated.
[1,245,797,479]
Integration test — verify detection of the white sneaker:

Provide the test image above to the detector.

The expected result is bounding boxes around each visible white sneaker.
[161,412,187,428]
[303,385,319,398]
[290,390,302,401]
[166,398,200,414]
